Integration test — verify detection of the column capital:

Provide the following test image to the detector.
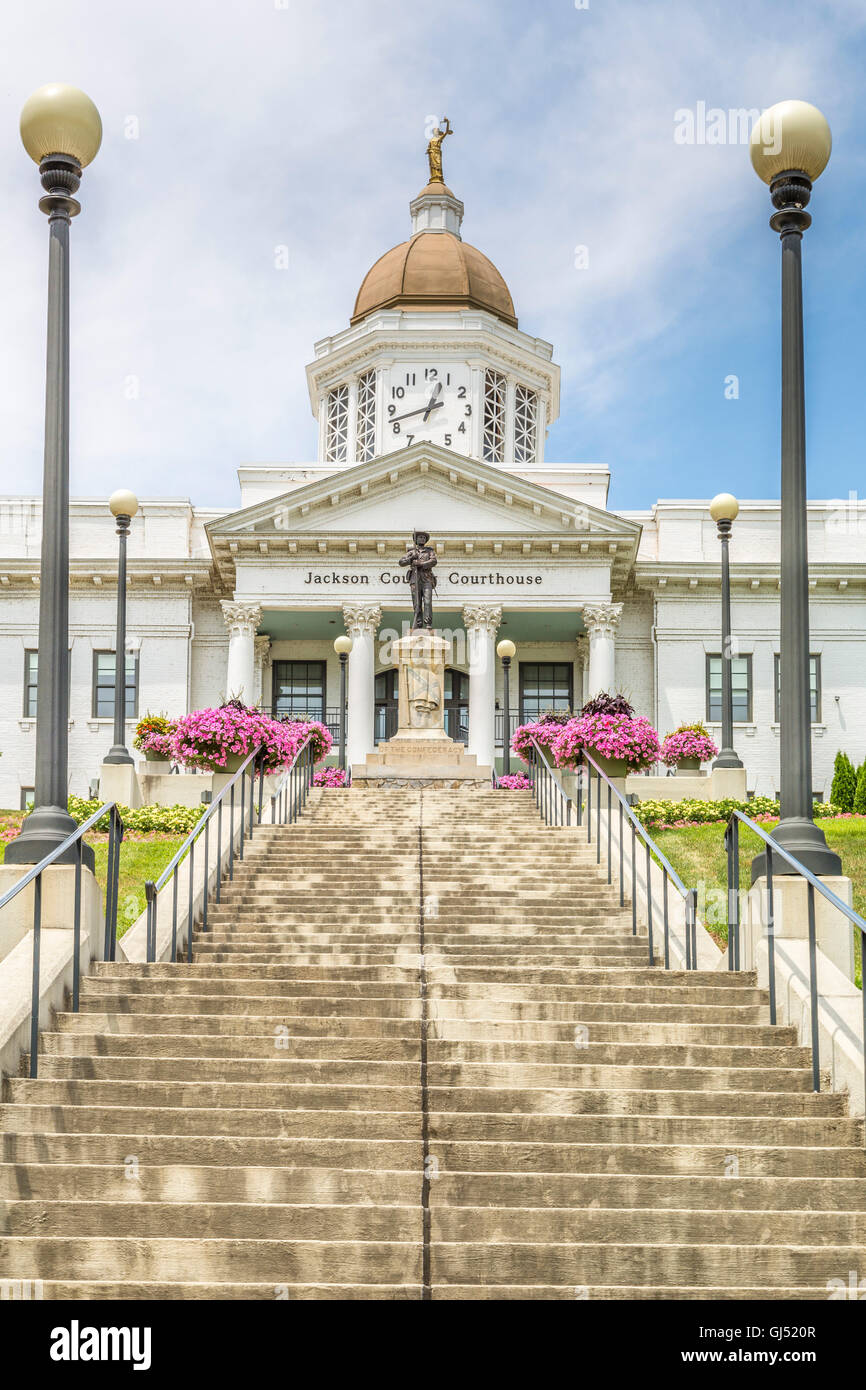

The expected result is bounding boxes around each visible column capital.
[576,633,589,660]
[582,601,623,639]
[221,599,262,638]
[254,635,272,663]
[343,601,382,637]
[462,601,502,635]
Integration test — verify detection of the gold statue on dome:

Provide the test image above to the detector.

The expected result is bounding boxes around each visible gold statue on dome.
[426,117,453,183]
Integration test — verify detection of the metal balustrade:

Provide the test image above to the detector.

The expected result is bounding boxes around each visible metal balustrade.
[144,737,316,965]
[725,808,866,1110]
[0,802,123,1078]
[577,749,699,971]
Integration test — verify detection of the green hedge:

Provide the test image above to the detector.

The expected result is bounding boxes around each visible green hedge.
[633,796,845,830]
[68,796,203,835]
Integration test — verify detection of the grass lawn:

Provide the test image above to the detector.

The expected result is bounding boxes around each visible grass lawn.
[654,816,865,986]
[1,813,186,940]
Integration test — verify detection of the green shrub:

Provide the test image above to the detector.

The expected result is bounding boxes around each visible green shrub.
[830,752,857,812]
[633,795,845,830]
[68,795,202,836]
[854,764,866,816]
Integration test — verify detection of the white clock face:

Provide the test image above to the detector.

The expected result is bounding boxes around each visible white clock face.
[384,363,472,454]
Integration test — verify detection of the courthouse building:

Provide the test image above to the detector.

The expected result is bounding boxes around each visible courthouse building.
[1,159,864,805]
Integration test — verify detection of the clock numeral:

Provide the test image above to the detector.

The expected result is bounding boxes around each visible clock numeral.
[444,434,452,447]
[464,404,472,417]
[387,404,396,417]
[391,386,405,399]
[458,421,466,434]
[392,422,401,435]
[405,372,416,385]
[457,386,466,399]
[406,435,414,447]
[424,367,438,380]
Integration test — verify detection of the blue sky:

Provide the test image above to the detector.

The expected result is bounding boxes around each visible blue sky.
[0,0,863,513]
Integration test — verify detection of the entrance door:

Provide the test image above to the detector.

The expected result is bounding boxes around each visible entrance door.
[445,668,469,743]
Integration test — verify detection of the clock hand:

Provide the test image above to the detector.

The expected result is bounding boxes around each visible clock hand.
[422,382,443,422]
[389,400,444,424]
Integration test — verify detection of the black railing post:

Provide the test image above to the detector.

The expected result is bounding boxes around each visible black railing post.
[202,818,210,934]
[187,840,195,964]
[229,785,236,879]
[606,783,612,884]
[171,873,178,964]
[216,798,223,904]
[618,800,624,908]
[662,872,670,970]
[29,873,42,1079]
[766,844,777,1025]
[239,772,245,861]
[72,836,82,1012]
[595,771,601,863]
[645,841,654,963]
[631,821,637,935]
[807,882,820,1092]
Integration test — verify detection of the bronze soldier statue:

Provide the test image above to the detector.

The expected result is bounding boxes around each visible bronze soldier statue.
[400,530,438,630]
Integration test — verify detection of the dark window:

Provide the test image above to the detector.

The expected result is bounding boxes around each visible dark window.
[774,653,821,723]
[23,650,38,717]
[444,668,469,744]
[271,660,325,721]
[706,653,752,724]
[25,648,74,718]
[92,651,139,719]
[19,786,34,811]
[519,662,573,722]
[374,669,398,743]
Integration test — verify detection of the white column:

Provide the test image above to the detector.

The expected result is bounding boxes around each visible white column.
[343,601,381,769]
[221,600,262,704]
[463,602,502,771]
[576,633,589,707]
[254,635,272,710]
[582,602,623,698]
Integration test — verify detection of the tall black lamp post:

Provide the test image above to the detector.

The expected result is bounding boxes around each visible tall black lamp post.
[750,99,841,879]
[103,490,139,766]
[709,493,744,771]
[333,635,353,771]
[7,84,102,869]
[497,638,516,774]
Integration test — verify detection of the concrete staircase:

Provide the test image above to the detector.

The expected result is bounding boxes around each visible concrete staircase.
[1,785,864,1299]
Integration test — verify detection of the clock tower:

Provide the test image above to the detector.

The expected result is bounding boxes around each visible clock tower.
[305,130,560,474]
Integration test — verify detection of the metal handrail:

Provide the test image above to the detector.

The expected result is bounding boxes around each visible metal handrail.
[528,738,572,826]
[725,808,866,1109]
[578,749,698,970]
[0,801,124,1077]
[144,736,316,964]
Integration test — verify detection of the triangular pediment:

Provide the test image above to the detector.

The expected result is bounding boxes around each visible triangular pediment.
[208,443,640,545]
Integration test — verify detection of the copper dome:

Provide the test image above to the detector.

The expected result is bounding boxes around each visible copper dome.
[351,230,517,328]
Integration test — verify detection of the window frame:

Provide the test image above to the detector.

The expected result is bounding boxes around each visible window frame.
[773,652,821,724]
[271,659,327,722]
[23,649,38,718]
[518,661,574,723]
[705,652,753,724]
[91,650,139,721]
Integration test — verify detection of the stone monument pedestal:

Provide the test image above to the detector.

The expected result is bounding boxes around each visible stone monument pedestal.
[353,629,490,784]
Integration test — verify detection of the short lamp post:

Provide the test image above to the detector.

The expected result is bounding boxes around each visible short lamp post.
[6,84,102,869]
[749,99,841,879]
[709,493,744,771]
[103,490,139,766]
[334,635,353,771]
[497,639,516,774]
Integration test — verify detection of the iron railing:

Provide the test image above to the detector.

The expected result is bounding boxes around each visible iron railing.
[144,737,316,964]
[577,749,699,970]
[527,738,572,826]
[0,802,123,1078]
[725,808,866,1107]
